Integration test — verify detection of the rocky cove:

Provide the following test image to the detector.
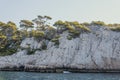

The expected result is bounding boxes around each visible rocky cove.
[1,22,120,72]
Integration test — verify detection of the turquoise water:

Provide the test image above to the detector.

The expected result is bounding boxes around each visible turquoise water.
[0,71,120,80]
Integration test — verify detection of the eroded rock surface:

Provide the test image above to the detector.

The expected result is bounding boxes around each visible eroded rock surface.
[0,26,120,69]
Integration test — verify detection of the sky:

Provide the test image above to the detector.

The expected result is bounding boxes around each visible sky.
[0,0,120,25]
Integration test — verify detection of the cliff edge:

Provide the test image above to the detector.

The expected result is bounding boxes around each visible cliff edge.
[0,25,120,71]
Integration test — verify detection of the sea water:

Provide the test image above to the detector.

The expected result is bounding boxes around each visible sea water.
[0,71,120,80]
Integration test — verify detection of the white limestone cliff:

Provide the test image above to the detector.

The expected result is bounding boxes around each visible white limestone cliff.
[0,25,120,69]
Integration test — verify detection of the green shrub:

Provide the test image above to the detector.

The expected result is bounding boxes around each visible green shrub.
[66,25,75,31]
[65,21,91,32]
[51,38,59,46]
[68,30,80,38]
[107,24,120,27]
[41,42,47,50]
[34,31,45,37]
[0,48,17,56]
[70,21,80,26]
[27,49,36,55]
[51,36,60,46]
[51,38,59,42]
[91,21,106,26]
[44,26,56,40]
[110,27,120,32]
[82,22,90,26]
[81,25,91,32]
[0,35,7,39]
[53,20,65,26]
[32,30,45,41]
[67,36,72,40]
[55,35,61,39]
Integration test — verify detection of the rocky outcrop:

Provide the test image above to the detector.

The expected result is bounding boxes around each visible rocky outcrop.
[0,25,120,70]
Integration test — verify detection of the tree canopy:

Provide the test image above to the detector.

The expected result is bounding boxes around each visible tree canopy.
[0,15,120,56]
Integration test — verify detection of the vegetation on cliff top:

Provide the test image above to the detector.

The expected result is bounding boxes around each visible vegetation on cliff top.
[0,15,120,56]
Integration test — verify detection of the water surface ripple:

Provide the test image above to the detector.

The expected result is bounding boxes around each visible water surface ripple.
[0,71,120,80]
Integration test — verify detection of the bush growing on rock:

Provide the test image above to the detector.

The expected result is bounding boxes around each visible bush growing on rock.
[44,26,56,40]
[2,15,120,56]
[81,22,90,26]
[20,20,34,31]
[91,21,106,26]
[0,48,17,56]
[51,35,60,46]
[27,49,36,55]
[20,20,34,37]
[0,35,6,39]
[32,15,52,31]
[41,41,47,50]
[106,23,120,32]
[110,27,120,32]
[67,35,72,40]
[53,20,91,40]
[33,31,45,38]
[53,20,67,33]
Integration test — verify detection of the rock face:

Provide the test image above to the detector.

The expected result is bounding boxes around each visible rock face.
[0,25,120,69]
